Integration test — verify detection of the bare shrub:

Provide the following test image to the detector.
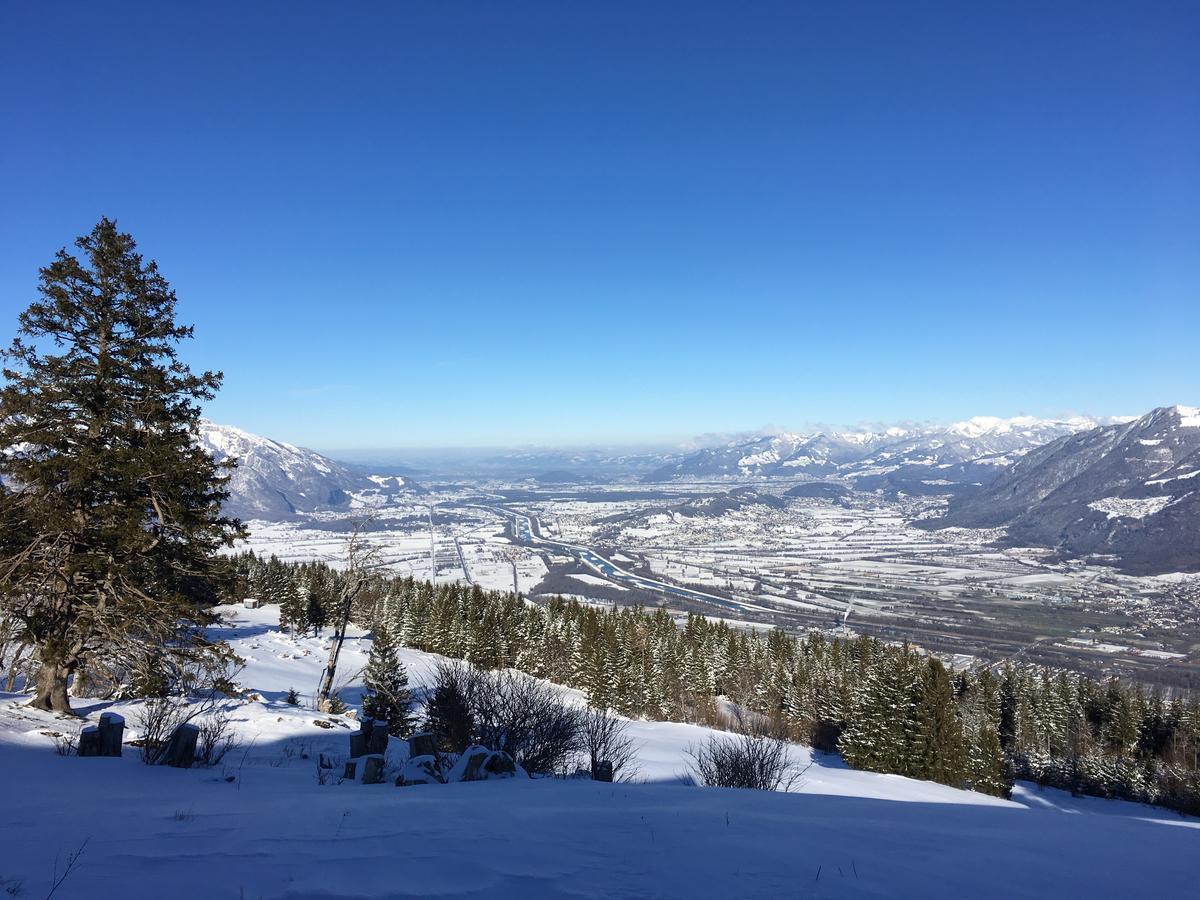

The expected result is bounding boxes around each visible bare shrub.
[315,757,335,785]
[44,836,89,900]
[134,697,190,764]
[424,661,583,775]
[580,707,641,782]
[196,708,241,767]
[471,670,582,775]
[51,732,77,757]
[686,729,806,792]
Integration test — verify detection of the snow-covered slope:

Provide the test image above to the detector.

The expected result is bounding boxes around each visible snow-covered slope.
[642,415,1118,490]
[199,421,412,520]
[928,406,1200,573]
[1,604,1195,899]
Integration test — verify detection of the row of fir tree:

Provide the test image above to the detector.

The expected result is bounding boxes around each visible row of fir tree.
[233,551,1200,815]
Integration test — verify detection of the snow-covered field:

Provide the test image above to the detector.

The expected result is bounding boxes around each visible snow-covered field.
[1,604,1196,899]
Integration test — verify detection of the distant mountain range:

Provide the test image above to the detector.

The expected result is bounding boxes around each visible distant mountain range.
[203,408,1199,574]
[198,421,419,520]
[640,415,1122,493]
[926,406,1200,574]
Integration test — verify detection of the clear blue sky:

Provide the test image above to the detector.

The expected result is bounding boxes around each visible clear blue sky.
[2,2,1197,450]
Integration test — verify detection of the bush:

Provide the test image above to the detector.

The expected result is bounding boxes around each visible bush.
[134,697,190,764]
[196,708,241,766]
[687,728,805,792]
[424,661,583,775]
[580,707,641,782]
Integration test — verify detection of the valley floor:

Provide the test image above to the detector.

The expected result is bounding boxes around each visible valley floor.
[0,606,1195,899]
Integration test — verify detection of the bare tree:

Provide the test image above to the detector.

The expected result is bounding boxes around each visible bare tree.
[470,670,583,775]
[133,653,243,765]
[316,518,379,713]
[423,661,584,775]
[581,706,642,783]
[196,707,241,766]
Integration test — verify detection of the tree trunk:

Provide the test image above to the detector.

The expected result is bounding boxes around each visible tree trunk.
[316,580,364,712]
[29,661,75,715]
[4,641,30,692]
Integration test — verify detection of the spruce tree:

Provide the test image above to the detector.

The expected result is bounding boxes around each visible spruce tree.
[361,626,415,737]
[914,659,968,787]
[969,722,1011,798]
[0,219,245,713]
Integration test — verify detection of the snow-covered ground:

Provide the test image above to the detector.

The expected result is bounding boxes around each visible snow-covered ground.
[1,604,1196,899]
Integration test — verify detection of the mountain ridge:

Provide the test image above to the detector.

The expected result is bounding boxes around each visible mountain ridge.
[925,406,1200,574]
[198,420,417,520]
[641,415,1124,487]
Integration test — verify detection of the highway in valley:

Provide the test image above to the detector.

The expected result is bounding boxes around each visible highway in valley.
[492,506,751,614]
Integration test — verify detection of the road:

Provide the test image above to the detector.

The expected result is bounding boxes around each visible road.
[493,506,749,613]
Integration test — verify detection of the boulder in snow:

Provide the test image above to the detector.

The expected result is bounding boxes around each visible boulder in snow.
[401,754,443,786]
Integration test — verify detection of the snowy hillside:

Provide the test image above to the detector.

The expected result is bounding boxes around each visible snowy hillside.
[199,421,417,520]
[1,604,1195,899]
[930,405,1200,573]
[642,415,1119,490]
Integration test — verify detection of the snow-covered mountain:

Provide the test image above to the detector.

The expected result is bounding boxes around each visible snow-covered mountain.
[928,406,1200,573]
[642,415,1117,490]
[198,421,411,519]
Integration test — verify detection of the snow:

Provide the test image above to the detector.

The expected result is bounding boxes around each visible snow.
[946,415,1040,438]
[1087,496,1172,519]
[567,573,628,590]
[1146,469,1200,485]
[1137,649,1187,660]
[1063,638,1133,654]
[1,604,1196,899]
[1174,405,1200,428]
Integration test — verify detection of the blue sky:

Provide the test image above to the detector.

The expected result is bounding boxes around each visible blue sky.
[1,2,1197,450]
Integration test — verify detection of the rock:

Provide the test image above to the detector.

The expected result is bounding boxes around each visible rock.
[362,754,385,785]
[367,721,389,755]
[99,712,124,757]
[408,732,437,758]
[446,747,520,782]
[484,751,518,778]
[400,754,443,786]
[447,746,490,782]
[78,724,102,757]
[164,723,200,768]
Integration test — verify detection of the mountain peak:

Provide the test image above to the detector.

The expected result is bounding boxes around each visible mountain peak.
[197,420,414,519]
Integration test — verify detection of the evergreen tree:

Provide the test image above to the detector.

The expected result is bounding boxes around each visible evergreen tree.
[0,219,245,712]
[361,626,415,737]
[913,659,968,787]
[425,677,474,753]
[969,722,1011,798]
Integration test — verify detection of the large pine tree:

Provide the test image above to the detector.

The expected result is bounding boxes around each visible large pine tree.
[0,219,245,713]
